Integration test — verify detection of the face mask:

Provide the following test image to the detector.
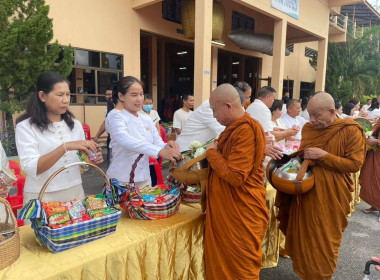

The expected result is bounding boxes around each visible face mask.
[143,105,153,112]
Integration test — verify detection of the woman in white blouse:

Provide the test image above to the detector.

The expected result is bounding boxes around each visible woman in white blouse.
[270,100,297,143]
[16,72,103,203]
[106,76,180,187]
[367,98,380,120]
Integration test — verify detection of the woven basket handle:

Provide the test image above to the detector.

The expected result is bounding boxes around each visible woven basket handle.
[129,154,144,184]
[0,197,17,226]
[38,162,109,201]
[295,159,310,182]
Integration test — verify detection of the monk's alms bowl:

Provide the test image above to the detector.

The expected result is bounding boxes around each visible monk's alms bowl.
[266,156,315,195]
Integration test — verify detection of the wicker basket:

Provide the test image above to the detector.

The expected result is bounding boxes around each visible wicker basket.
[19,162,122,253]
[0,197,20,270]
[182,186,202,203]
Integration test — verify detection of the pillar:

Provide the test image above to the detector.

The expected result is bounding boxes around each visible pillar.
[271,19,287,99]
[315,38,328,92]
[125,9,140,78]
[194,0,213,108]
[150,36,158,109]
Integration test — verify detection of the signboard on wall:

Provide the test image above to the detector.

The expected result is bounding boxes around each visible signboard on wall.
[271,0,299,20]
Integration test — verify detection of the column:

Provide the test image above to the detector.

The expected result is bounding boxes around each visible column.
[210,46,218,92]
[315,38,328,92]
[271,19,287,99]
[193,0,213,108]
[150,36,158,109]
[125,9,140,78]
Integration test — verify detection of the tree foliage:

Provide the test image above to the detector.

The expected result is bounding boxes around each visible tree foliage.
[311,26,380,105]
[0,0,73,114]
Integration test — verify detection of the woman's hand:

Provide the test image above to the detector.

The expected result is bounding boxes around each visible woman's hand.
[158,146,182,162]
[285,128,298,138]
[90,148,104,165]
[166,140,180,152]
[66,140,98,153]
[366,138,379,146]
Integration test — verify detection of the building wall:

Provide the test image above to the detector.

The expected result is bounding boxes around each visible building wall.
[46,0,330,101]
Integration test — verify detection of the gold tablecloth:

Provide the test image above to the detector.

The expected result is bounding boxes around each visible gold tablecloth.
[349,171,361,215]
[0,205,205,280]
[261,184,281,268]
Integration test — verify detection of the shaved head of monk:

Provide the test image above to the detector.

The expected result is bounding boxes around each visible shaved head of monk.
[307,91,337,129]
[209,83,245,126]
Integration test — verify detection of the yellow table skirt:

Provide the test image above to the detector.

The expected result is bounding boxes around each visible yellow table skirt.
[0,204,205,280]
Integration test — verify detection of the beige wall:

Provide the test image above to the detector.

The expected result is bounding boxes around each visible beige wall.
[45,0,335,104]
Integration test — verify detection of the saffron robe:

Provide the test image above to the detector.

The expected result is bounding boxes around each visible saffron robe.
[359,119,380,211]
[205,114,269,280]
[276,119,366,280]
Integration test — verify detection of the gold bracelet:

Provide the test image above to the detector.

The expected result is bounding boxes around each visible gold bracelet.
[63,142,68,153]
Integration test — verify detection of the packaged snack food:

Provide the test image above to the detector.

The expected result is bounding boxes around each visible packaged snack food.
[83,195,107,211]
[88,207,117,218]
[142,195,155,203]
[77,150,89,171]
[68,199,87,221]
[87,149,98,161]
[48,212,71,227]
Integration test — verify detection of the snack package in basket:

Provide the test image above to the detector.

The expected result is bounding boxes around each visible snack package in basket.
[83,194,107,211]
[88,207,118,218]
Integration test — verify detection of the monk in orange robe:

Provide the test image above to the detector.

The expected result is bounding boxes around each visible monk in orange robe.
[205,84,269,279]
[276,92,366,279]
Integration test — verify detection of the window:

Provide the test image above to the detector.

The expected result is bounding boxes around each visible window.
[286,44,294,53]
[68,48,123,105]
[305,47,317,58]
[232,11,255,32]
[300,82,315,99]
[75,49,100,67]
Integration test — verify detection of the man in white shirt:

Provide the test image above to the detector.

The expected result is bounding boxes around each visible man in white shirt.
[246,86,283,160]
[281,99,308,140]
[246,86,275,133]
[176,100,225,152]
[173,93,194,136]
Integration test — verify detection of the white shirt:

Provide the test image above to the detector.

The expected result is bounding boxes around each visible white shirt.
[106,109,166,183]
[271,118,287,146]
[0,142,9,169]
[246,99,273,132]
[105,109,123,149]
[173,108,192,131]
[300,109,310,120]
[176,100,225,152]
[15,118,85,193]
[368,108,380,119]
[281,113,308,140]
[139,109,160,124]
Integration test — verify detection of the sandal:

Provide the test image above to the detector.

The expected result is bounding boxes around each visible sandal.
[363,207,376,214]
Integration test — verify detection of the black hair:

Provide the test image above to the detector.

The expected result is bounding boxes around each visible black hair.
[257,86,276,99]
[233,81,251,93]
[334,99,342,110]
[144,94,153,100]
[301,96,309,111]
[270,99,284,114]
[348,98,360,106]
[16,72,75,131]
[368,98,379,111]
[112,76,142,104]
[234,87,245,105]
[182,93,194,101]
[283,96,290,104]
[343,103,356,116]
